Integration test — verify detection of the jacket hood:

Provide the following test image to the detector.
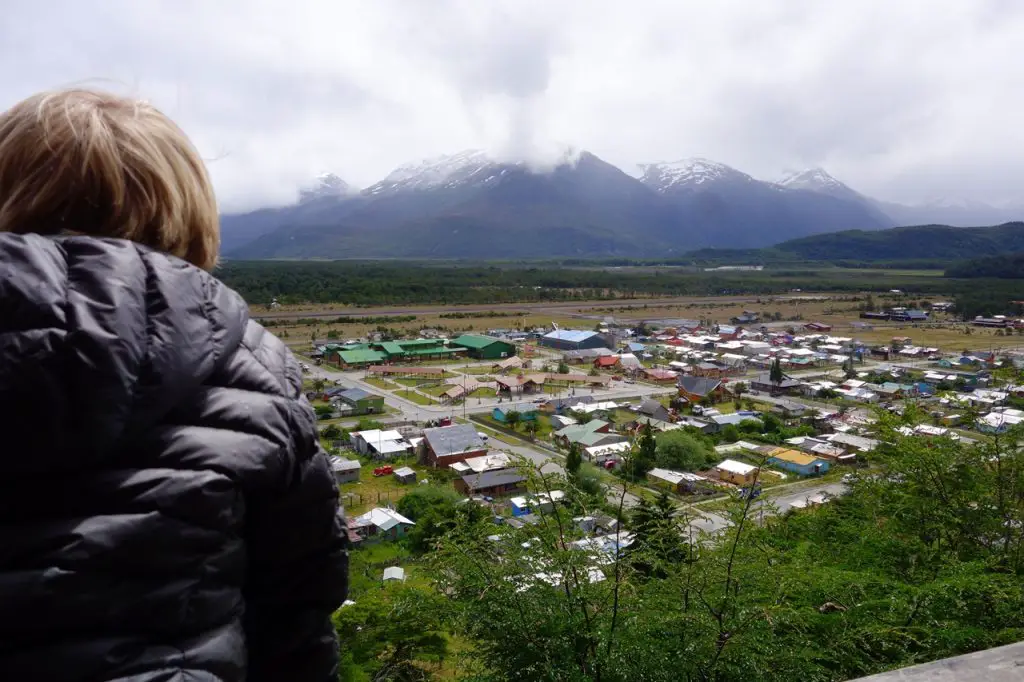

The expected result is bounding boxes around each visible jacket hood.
[0,233,248,472]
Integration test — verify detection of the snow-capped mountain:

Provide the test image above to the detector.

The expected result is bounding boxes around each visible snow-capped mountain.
[223,152,898,258]
[778,168,849,195]
[298,173,357,203]
[637,158,755,193]
[777,167,873,205]
[366,150,507,195]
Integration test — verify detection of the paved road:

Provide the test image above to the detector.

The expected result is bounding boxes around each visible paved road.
[307,363,674,423]
[487,433,564,476]
[683,481,849,536]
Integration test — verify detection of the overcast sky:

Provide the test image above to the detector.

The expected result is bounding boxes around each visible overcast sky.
[2,0,1022,211]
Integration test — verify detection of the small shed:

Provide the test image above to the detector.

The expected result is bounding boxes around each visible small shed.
[715,459,758,486]
[393,466,417,484]
[383,566,406,583]
[330,456,361,484]
[510,496,531,517]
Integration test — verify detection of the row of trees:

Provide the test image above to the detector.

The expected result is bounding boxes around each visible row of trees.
[217,260,979,307]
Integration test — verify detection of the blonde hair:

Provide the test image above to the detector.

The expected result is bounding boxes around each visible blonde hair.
[0,88,219,270]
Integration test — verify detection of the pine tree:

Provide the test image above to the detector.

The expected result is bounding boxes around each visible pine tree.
[565,443,583,477]
[769,357,784,394]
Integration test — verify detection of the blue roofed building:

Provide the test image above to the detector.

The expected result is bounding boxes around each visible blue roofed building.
[890,309,929,322]
[540,329,611,351]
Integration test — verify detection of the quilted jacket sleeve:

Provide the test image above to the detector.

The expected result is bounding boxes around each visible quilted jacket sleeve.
[235,323,349,682]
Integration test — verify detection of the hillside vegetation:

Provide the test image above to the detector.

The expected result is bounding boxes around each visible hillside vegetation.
[946,251,1024,279]
[772,222,1024,261]
[339,416,1024,681]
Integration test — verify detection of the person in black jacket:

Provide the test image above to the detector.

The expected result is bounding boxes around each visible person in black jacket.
[0,89,348,681]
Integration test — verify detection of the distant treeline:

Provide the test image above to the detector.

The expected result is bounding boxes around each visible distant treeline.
[438,311,526,319]
[946,252,1024,279]
[216,260,1024,319]
[258,314,417,328]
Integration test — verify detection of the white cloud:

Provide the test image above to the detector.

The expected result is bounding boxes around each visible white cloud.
[2,0,1022,210]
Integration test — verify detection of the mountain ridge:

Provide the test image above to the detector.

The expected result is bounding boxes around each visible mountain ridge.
[221,151,1021,259]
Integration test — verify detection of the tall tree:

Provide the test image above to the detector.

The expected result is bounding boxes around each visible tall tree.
[769,357,784,395]
[504,410,522,430]
[632,423,657,478]
[565,442,583,477]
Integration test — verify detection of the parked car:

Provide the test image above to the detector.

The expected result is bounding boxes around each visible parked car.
[738,487,762,500]
[373,466,393,477]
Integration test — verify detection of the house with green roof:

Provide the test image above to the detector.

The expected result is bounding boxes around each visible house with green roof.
[554,419,626,448]
[450,334,516,360]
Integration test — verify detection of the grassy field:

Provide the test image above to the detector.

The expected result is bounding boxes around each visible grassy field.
[460,366,498,375]
[339,456,435,515]
[419,383,451,397]
[263,283,1024,355]
[363,376,394,389]
[392,377,429,387]
[468,387,499,399]
[392,388,435,405]
[609,408,639,424]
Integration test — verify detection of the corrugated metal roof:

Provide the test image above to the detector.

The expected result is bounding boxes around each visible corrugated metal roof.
[338,348,386,364]
[543,329,598,343]
[424,424,487,457]
[678,375,722,396]
[451,334,509,350]
[462,469,526,490]
[379,342,405,355]
[339,387,374,402]
[405,346,463,355]
[717,459,756,475]
[768,449,821,466]
[399,338,443,347]
[329,456,361,472]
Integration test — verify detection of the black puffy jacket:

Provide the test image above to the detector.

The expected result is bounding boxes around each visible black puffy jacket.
[0,234,348,682]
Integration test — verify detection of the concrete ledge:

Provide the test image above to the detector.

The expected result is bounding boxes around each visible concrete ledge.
[854,641,1024,681]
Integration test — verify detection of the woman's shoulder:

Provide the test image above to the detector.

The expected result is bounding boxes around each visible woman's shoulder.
[231,318,305,400]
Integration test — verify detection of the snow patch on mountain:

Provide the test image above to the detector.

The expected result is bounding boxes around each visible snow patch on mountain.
[367,147,590,195]
[299,173,357,203]
[777,168,845,193]
[367,150,502,194]
[775,167,872,206]
[637,158,754,192]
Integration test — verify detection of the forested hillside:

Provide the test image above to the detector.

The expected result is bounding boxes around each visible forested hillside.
[946,251,1024,279]
[773,222,1024,261]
